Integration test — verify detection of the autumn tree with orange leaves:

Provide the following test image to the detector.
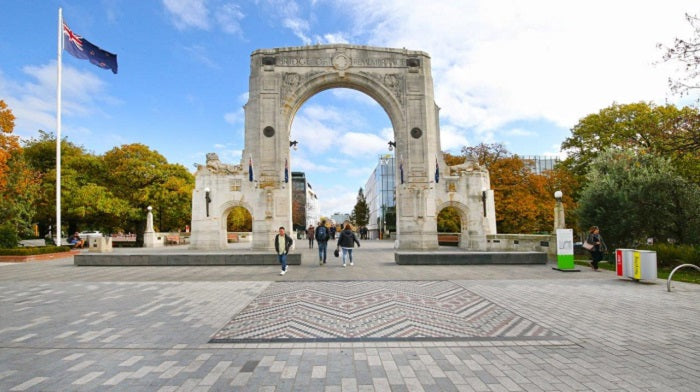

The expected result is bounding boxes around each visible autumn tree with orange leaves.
[0,100,41,244]
[455,143,578,234]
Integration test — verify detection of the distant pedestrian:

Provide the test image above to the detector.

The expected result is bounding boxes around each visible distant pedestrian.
[329,225,336,240]
[315,220,330,265]
[306,225,315,249]
[586,226,606,271]
[337,224,360,267]
[274,226,294,276]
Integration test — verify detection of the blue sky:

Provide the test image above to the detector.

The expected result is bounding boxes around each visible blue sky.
[1,1,698,216]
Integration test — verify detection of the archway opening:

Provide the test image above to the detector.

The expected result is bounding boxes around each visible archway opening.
[437,206,462,246]
[226,206,252,246]
[289,87,394,241]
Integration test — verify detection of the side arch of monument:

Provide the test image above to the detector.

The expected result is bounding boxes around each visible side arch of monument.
[190,44,497,251]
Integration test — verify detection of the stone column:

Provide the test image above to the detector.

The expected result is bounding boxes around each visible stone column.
[553,190,565,230]
[143,206,162,248]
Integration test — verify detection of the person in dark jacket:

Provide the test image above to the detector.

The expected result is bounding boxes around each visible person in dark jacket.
[336,224,360,267]
[586,226,606,271]
[306,225,315,249]
[274,226,294,275]
[315,220,329,265]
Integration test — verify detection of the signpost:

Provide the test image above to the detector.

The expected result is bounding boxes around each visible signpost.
[553,229,579,272]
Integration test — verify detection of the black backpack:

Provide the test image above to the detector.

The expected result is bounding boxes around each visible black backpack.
[316,226,328,242]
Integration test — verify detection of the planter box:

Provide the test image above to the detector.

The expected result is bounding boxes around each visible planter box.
[0,250,80,263]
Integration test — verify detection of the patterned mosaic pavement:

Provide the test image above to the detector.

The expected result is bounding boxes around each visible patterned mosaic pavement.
[210,281,559,343]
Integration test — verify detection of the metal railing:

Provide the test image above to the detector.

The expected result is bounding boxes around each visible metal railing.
[667,264,700,292]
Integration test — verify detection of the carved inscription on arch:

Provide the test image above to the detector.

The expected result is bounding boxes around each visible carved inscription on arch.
[276,56,406,68]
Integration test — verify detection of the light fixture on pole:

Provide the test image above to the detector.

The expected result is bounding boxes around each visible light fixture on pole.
[204,187,211,217]
[553,190,565,230]
[387,141,396,151]
[289,140,298,150]
[554,190,563,202]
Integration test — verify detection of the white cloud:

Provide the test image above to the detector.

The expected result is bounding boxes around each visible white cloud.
[317,32,350,44]
[338,132,386,157]
[0,62,113,139]
[183,45,220,69]
[290,153,335,173]
[504,128,536,137]
[438,125,469,152]
[291,116,338,154]
[284,17,312,45]
[315,184,358,216]
[162,0,210,30]
[330,88,378,106]
[224,93,248,125]
[215,3,245,35]
[163,0,245,34]
[332,0,699,143]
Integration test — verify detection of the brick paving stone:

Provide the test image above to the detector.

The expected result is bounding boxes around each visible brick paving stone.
[0,247,699,391]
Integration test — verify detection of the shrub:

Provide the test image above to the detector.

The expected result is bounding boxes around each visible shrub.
[637,243,700,268]
[0,246,71,256]
[0,223,19,249]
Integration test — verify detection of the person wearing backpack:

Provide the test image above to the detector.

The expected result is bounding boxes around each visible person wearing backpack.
[315,220,330,265]
[274,226,294,276]
[337,223,360,267]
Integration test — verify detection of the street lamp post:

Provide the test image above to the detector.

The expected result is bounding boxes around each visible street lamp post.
[553,190,565,230]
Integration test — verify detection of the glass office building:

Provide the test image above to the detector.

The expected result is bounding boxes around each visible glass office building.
[364,154,396,239]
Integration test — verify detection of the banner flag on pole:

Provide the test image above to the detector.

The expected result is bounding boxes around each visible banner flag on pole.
[63,21,118,74]
[399,158,404,184]
[284,158,289,183]
[248,156,254,182]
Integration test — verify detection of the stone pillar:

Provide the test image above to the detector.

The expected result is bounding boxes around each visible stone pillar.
[143,206,162,248]
[553,191,565,230]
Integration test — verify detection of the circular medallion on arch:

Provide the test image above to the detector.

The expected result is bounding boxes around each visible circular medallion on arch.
[332,53,351,70]
[410,127,423,139]
[263,126,275,137]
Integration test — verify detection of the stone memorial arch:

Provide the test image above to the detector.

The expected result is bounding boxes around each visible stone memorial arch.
[190,44,496,251]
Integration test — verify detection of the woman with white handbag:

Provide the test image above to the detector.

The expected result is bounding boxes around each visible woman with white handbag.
[585,226,606,271]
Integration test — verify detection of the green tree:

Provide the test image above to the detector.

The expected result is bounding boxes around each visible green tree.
[22,131,123,237]
[576,149,700,248]
[350,187,369,227]
[102,144,194,245]
[437,207,461,233]
[0,101,41,239]
[227,206,252,232]
[561,102,700,185]
[458,143,578,233]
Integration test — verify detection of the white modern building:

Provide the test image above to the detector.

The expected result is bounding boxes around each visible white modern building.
[306,182,320,228]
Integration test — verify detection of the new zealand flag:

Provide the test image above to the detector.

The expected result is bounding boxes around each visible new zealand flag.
[63,22,118,74]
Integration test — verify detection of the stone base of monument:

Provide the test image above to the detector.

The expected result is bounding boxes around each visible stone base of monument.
[74,252,301,266]
[394,251,547,265]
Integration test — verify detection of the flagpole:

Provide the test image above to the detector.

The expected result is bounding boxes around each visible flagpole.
[56,8,62,246]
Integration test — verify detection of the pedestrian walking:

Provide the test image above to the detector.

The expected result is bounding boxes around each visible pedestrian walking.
[274,226,294,275]
[306,224,315,249]
[315,220,330,265]
[586,226,606,271]
[329,225,336,240]
[336,224,360,267]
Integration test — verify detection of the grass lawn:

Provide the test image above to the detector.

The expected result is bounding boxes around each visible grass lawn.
[574,258,700,284]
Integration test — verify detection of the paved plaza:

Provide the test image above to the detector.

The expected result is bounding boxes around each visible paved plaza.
[1,241,699,391]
